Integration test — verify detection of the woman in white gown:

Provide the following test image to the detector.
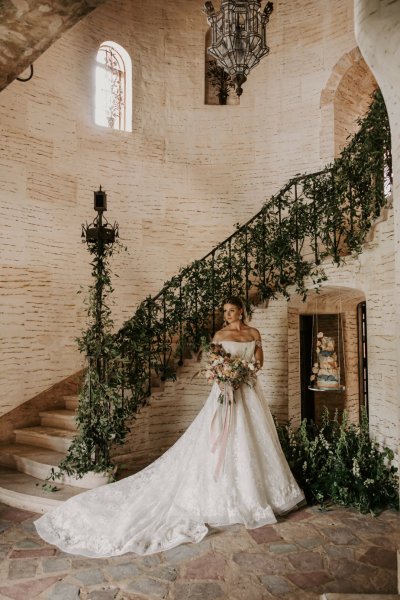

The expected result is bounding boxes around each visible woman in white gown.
[35,297,305,557]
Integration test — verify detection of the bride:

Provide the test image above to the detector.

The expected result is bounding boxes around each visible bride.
[35,296,305,557]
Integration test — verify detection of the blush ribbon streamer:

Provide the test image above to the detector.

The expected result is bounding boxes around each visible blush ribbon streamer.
[210,384,234,481]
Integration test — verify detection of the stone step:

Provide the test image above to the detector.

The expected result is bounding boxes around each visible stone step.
[0,465,87,514]
[64,394,78,410]
[14,426,74,453]
[0,443,66,482]
[0,443,116,490]
[320,595,400,599]
[39,409,77,431]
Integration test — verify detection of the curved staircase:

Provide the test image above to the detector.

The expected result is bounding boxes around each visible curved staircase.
[0,394,91,513]
[0,359,199,513]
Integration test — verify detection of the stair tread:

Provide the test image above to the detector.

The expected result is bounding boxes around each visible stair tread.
[39,409,76,418]
[14,426,74,440]
[0,443,66,464]
[0,465,86,502]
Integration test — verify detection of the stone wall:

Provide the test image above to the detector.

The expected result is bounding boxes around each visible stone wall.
[0,0,359,418]
[354,0,400,469]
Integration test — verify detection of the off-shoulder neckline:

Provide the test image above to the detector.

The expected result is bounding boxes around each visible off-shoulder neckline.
[219,339,256,344]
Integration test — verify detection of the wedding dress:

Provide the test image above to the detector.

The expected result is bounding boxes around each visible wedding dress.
[35,341,304,557]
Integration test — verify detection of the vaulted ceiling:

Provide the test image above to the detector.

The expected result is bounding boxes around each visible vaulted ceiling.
[0,0,108,92]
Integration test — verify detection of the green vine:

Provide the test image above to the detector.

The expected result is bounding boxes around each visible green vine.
[275,408,398,514]
[59,90,392,479]
[55,237,140,477]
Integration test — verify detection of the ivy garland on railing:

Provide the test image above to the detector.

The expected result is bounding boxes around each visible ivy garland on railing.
[59,90,392,478]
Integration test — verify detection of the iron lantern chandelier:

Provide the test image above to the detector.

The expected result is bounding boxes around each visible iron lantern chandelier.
[81,187,119,245]
[203,0,273,96]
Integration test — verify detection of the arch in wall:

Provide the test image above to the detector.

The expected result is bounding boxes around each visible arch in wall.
[320,47,377,162]
[287,285,366,427]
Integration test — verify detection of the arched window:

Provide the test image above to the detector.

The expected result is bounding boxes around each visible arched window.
[95,41,132,132]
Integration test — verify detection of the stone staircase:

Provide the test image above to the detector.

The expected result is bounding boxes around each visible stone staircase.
[0,394,96,514]
[0,364,191,513]
[0,340,204,512]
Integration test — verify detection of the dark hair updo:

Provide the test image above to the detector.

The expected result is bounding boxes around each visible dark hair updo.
[222,296,248,324]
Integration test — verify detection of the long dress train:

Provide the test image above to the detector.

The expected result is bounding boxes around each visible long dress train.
[35,341,305,557]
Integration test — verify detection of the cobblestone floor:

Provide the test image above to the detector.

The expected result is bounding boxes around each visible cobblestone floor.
[0,503,397,600]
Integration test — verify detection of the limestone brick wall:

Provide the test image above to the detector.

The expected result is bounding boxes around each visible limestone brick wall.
[112,362,211,471]
[251,302,290,422]
[342,312,361,422]
[354,0,400,491]
[0,0,359,418]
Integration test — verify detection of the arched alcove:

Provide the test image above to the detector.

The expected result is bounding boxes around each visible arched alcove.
[320,48,377,161]
[334,59,377,157]
[288,286,367,427]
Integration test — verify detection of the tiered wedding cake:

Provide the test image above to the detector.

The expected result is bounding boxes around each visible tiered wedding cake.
[310,333,340,389]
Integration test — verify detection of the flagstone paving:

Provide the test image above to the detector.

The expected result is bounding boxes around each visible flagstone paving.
[0,503,397,599]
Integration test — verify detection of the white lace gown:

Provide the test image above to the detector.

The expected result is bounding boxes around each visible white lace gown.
[35,341,304,557]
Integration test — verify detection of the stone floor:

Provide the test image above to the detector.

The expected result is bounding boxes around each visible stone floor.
[0,503,398,600]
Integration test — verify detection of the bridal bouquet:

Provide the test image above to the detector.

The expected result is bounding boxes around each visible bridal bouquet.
[198,341,260,480]
[202,342,260,404]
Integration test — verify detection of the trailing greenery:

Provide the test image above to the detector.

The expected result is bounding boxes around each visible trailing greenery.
[275,408,399,514]
[55,238,141,477]
[59,90,392,478]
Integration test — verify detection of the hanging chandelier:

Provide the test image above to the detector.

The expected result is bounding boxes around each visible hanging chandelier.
[203,0,274,96]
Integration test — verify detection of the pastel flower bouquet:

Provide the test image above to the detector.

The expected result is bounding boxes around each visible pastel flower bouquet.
[195,341,261,480]
[202,342,260,404]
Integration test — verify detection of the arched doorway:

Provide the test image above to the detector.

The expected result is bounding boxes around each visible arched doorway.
[288,286,367,426]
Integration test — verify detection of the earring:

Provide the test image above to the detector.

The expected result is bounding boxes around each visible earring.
[239,314,243,320]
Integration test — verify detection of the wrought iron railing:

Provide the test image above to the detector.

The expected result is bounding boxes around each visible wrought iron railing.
[116,91,391,406]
